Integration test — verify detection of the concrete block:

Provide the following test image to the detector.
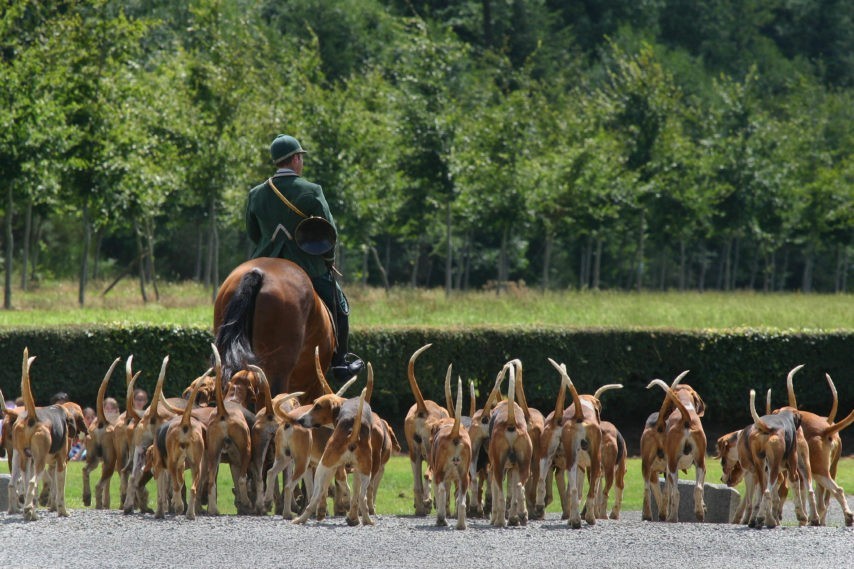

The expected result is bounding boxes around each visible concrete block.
[650,478,740,523]
[0,473,9,511]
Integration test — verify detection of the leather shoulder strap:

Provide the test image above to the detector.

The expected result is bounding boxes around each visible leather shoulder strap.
[267,177,307,218]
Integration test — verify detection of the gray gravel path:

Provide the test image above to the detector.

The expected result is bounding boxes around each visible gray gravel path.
[2,501,851,569]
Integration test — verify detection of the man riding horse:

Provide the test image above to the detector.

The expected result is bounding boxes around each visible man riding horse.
[244,134,364,382]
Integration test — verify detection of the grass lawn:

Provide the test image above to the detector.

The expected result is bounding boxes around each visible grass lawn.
[43,455,854,516]
[0,279,851,331]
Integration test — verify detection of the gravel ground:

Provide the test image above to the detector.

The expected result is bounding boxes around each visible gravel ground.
[2,499,851,569]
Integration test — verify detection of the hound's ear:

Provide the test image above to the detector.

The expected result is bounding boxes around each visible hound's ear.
[332,403,341,422]
[693,392,706,417]
[793,410,801,429]
[592,398,602,420]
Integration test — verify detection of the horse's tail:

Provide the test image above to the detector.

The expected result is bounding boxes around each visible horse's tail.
[215,268,263,385]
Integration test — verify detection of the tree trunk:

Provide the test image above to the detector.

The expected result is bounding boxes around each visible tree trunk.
[30,214,42,286]
[593,235,603,290]
[731,237,740,290]
[78,201,90,307]
[542,230,553,291]
[678,239,686,291]
[834,244,848,293]
[145,217,160,301]
[497,226,509,295]
[92,229,102,281]
[636,213,645,292]
[762,251,774,292]
[210,203,219,300]
[361,246,369,286]
[748,246,759,290]
[462,233,471,291]
[578,237,590,290]
[698,243,708,293]
[482,0,493,48]
[445,201,452,298]
[369,245,390,293]
[204,198,216,289]
[133,221,148,303]
[194,224,204,282]
[21,197,31,291]
[4,186,13,309]
[410,242,420,288]
[777,248,789,291]
[801,244,814,293]
[658,249,667,291]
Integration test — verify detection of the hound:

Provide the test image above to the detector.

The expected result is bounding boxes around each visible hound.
[155,376,207,519]
[248,364,310,519]
[403,343,450,515]
[488,361,532,527]
[466,368,505,518]
[505,359,545,513]
[534,365,622,522]
[716,390,787,525]
[82,358,121,509]
[647,376,708,523]
[11,349,70,520]
[429,377,472,529]
[202,344,253,515]
[364,363,400,515]
[533,367,568,520]
[249,347,347,515]
[639,370,690,521]
[785,365,854,526]
[294,388,374,526]
[111,357,146,511]
[547,359,616,528]
[595,419,627,520]
[0,389,24,513]
[122,356,173,514]
[181,375,216,407]
[746,389,819,528]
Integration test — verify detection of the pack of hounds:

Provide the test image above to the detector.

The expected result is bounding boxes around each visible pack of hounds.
[1,344,851,530]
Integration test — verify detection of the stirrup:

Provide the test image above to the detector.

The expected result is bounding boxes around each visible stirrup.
[331,353,365,382]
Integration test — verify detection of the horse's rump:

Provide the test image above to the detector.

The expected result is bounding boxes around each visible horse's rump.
[213,258,335,402]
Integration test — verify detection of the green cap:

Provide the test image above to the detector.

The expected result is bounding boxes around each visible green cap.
[270,134,307,164]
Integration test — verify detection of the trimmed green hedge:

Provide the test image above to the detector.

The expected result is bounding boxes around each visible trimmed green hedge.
[0,326,850,433]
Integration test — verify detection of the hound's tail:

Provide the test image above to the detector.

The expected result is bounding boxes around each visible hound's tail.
[408,343,433,413]
[96,358,121,426]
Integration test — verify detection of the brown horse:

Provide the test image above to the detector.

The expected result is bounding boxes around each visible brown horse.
[213,257,335,403]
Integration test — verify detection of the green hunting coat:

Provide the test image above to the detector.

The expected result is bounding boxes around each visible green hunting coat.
[245,169,337,278]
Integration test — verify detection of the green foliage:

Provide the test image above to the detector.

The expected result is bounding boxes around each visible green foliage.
[0,0,851,298]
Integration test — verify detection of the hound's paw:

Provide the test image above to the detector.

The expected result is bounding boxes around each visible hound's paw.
[346,516,360,526]
[436,517,448,527]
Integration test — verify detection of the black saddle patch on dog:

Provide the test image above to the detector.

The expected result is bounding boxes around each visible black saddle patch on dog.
[156,422,169,458]
[37,406,69,455]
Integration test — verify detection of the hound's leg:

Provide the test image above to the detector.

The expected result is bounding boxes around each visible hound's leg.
[294,464,335,524]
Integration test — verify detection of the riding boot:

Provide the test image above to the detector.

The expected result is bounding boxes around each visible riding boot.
[330,307,364,382]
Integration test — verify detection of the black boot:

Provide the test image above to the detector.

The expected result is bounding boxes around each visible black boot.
[330,307,364,381]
